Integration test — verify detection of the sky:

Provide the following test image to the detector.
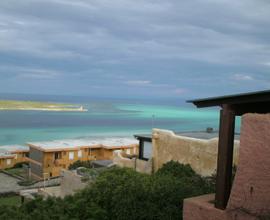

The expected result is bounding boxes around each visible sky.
[0,0,270,99]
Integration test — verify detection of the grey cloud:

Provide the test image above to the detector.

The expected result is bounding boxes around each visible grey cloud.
[0,0,269,97]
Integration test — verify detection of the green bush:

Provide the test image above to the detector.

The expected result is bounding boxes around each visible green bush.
[68,160,92,170]
[0,161,215,220]
[17,180,37,186]
[13,162,29,169]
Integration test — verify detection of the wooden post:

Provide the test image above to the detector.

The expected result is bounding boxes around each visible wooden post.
[215,105,235,209]
[138,140,144,159]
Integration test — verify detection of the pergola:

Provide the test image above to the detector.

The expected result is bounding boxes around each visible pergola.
[187,90,270,210]
[134,134,152,161]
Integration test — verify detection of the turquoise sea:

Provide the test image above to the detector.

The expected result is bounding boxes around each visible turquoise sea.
[0,94,241,146]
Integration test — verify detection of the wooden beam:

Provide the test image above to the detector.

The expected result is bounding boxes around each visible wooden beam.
[215,105,235,209]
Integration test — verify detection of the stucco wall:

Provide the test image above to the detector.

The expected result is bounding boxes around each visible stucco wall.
[113,150,152,174]
[227,113,270,217]
[60,169,87,198]
[152,129,240,176]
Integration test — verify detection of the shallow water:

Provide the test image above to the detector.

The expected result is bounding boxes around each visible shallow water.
[0,95,240,145]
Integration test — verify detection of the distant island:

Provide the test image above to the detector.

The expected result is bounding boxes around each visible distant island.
[0,100,88,112]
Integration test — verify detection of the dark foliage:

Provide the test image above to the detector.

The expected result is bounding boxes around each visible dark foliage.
[68,160,92,170]
[13,162,29,169]
[0,161,215,220]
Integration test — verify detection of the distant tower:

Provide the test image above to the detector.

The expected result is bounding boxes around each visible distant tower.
[80,106,83,111]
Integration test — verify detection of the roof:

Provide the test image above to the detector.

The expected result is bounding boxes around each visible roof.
[134,134,152,142]
[187,90,270,116]
[28,138,138,152]
[91,160,113,168]
[0,152,15,159]
[0,145,29,158]
[187,89,270,108]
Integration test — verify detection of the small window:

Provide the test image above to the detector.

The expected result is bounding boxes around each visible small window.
[78,150,82,158]
[69,152,74,160]
[126,149,131,154]
[7,159,11,165]
[54,152,62,160]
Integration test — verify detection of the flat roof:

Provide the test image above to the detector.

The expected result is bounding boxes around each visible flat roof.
[187,89,270,108]
[0,145,29,153]
[134,134,152,142]
[0,145,29,158]
[28,138,138,152]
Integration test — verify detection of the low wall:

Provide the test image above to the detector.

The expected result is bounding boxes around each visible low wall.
[60,169,87,198]
[113,150,152,174]
[152,129,239,176]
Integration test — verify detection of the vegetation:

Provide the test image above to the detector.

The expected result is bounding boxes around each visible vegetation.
[0,161,215,220]
[13,162,29,169]
[0,100,85,111]
[0,195,21,207]
[68,160,93,170]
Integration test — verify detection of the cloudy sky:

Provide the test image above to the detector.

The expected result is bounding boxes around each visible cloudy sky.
[0,0,270,99]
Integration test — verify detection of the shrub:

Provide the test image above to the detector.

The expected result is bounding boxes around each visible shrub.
[68,160,92,170]
[13,162,29,169]
[0,161,216,220]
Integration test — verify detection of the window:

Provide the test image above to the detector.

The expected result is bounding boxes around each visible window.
[54,152,62,160]
[69,152,74,160]
[78,150,82,158]
[126,149,131,155]
[7,159,11,165]
[143,142,152,159]
[14,154,17,160]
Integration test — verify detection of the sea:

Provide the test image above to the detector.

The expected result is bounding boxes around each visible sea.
[0,93,241,146]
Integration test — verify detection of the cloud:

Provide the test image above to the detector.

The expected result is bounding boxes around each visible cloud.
[125,80,151,86]
[173,88,187,95]
[0,0,269,97]
[232,74,254,81]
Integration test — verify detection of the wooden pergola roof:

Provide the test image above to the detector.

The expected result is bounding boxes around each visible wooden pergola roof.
[187,90,270,210]
[187,89,270,115]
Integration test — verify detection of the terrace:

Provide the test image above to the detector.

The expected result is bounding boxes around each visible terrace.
[183,89,270,219]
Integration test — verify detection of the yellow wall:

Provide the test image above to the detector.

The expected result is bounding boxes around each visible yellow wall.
[41,147,110,177]
[0,152,28,170]
[152,129,239,176]
[35,145,138,178]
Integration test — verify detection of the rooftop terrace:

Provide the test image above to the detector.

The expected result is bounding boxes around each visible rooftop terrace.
[0,145,29,158]
[28,137,138,152]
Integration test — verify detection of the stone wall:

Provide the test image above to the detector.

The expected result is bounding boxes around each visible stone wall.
[113,150,152,174]
[60,169,87,198]
[152,129,240,176]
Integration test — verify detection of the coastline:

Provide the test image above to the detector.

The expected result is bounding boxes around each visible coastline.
[0,107,88,112]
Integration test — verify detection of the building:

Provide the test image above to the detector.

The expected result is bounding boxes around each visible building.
[183,90,270,220]
[27,138,138,179]
[0,145,29,169]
